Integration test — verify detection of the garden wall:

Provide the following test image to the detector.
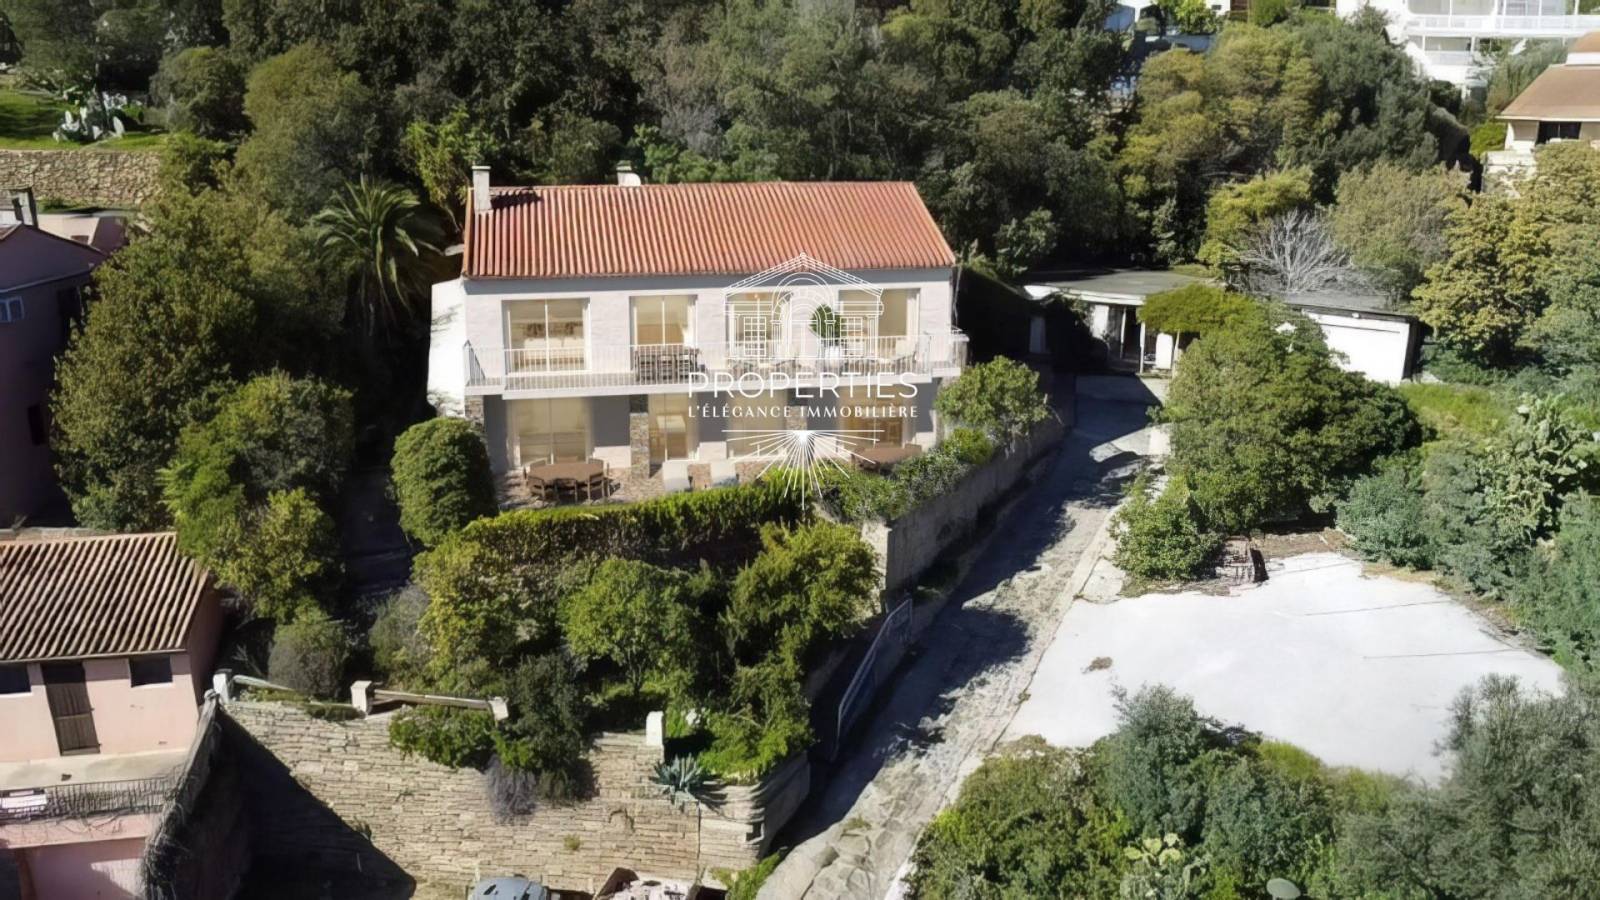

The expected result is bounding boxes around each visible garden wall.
[222,702,798,894]
[0,148,161,208]
[865,416,1066,597]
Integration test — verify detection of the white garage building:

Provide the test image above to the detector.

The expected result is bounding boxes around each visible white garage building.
[1026,269,1421,384]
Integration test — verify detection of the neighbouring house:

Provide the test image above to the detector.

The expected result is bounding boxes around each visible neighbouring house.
[428,169,965,491]
[0,532,223,900]
[33,212,128,255]
[1338,0,1600,86]
[1027,269,1422,383]
[1484,30,1600,185]
[0,189,105,526]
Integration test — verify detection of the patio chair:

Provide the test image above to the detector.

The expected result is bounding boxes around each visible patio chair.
[661,460,691,494]
[584,469,609,501]
[553,477,581,502]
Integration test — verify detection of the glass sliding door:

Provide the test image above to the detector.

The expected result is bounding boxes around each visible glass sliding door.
[506,299,587,372]
[632,295,694,345]
[648,393,699,463]
[511,398,592,465]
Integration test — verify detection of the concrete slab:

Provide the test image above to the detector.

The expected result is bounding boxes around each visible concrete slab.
[1006,553,1565,782]
[0,748,186,791]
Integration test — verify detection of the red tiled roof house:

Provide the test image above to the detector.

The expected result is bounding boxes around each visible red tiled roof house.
[426,171,965,488]
[0,532,224,899]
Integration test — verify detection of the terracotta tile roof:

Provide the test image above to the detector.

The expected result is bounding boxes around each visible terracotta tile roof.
[462,181,957,280]
[1499,63,1600,121]
[0,533,211,664]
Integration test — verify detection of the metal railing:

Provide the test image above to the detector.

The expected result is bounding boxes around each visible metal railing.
[0,774,178,823]
[465,332,968,393]
[1402,11,1600,34]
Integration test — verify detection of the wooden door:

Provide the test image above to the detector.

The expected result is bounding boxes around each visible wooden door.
[41,662,99,755]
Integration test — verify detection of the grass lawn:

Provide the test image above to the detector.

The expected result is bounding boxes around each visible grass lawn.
[0,88,167,151]
[1398,381,1514,445]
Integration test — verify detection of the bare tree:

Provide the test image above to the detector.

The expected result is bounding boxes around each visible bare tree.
[1232,209,1366,298]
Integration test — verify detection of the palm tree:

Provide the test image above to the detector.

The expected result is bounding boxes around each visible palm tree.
[312,177,445,334]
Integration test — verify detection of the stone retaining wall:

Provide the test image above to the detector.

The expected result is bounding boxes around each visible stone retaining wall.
[866,416,1066,597]
[0,148,161,208]
[225,702,787,894]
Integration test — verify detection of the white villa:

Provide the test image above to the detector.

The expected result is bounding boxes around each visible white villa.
[427,170,966,486]
[1337,0,1600,85]
[1484,31,1600,183]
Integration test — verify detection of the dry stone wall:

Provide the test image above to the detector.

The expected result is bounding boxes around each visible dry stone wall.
[226,702,780,895]
[0,148,161,208]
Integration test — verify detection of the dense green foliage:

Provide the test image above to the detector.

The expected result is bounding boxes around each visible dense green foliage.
[1110,474,1222,583]
[917,677,1600,899]
[266,607,352,698]
[561,559,702,695]
[1195,169,1313,271]
[52,187,338,530]
[163,373,352,620]
[1160,305,1420,533]
[824,427,998,523]
[1137,285,1256,338]
[151,47,248,139]
[933,357,1051,449]
[389,418,497,547]
[388,706,496,769]
[1329,162,1466,299]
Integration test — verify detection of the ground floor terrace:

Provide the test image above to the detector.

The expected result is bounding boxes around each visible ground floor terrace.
[468,380,945,506]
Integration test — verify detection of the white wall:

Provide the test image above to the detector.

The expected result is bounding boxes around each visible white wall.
[1303,311,1416,384]
[426,278,468,415]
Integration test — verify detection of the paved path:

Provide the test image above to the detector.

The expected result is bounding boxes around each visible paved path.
[758,395,1152,900]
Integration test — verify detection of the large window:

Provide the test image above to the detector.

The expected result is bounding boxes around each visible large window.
[1538,121,1582,144]
[512,398,592,465]
[506,299,586,371]
[648,393,699,463]
[838,387,908,446]
[633,295,694,345]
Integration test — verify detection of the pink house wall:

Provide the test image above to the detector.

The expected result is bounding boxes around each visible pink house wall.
[19,836,144,899]
[0,667,60,762]
[82,654,200,756]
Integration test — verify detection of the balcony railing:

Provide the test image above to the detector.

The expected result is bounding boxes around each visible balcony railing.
[465,333,969,394]
[1401,11,1600,35]
[0,774,177,824]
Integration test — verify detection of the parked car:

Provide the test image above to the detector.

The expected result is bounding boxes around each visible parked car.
[468,876,549,900]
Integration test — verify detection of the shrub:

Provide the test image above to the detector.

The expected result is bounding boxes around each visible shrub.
[388,706,496,769]
[1337,458,1436,569]
[492,653,590,801]
[943,427,995,466]
[212,488,343,621]
[1481,394,1595,543]
[698,655,814,782]
[1516,493,1600,667]
[151,46,247,139]
[724,522,879,665]
[934,356,1051,448]
[1329,162,1465,299]
[1196,169,1314,271]
[1164,310,1421,532]
[1111,475,1222,583]
[560,559,702,695]
[1098,686,1221,841]
[267,608,351,698]
[714,854,783,900]
[391,417,499,547]
[909,737,1127,899]
[415,481,804,674]
[369,584,431,684]
[821,466,910,522]
[1137,285,1257,338]
[1201,755,1335,891]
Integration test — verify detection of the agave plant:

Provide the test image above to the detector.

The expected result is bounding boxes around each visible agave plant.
[53,84,131,143]
[312,176,445,335]
[652,756,709,808]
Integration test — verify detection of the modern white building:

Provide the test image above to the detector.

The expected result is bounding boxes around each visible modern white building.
[1337,0,1600,85]
[427,170,966,484]
[1028,270,1422,384]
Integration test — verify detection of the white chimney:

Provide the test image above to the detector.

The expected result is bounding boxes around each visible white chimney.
[471,165,492,214]
[616,162,642,187]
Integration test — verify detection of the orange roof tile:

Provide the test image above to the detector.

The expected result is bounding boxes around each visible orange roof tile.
[0,533,211,664]
[461,181,957,280]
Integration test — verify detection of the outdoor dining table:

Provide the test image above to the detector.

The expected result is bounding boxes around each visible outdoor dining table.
[526,460,608,501]
[856,444,922,470]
